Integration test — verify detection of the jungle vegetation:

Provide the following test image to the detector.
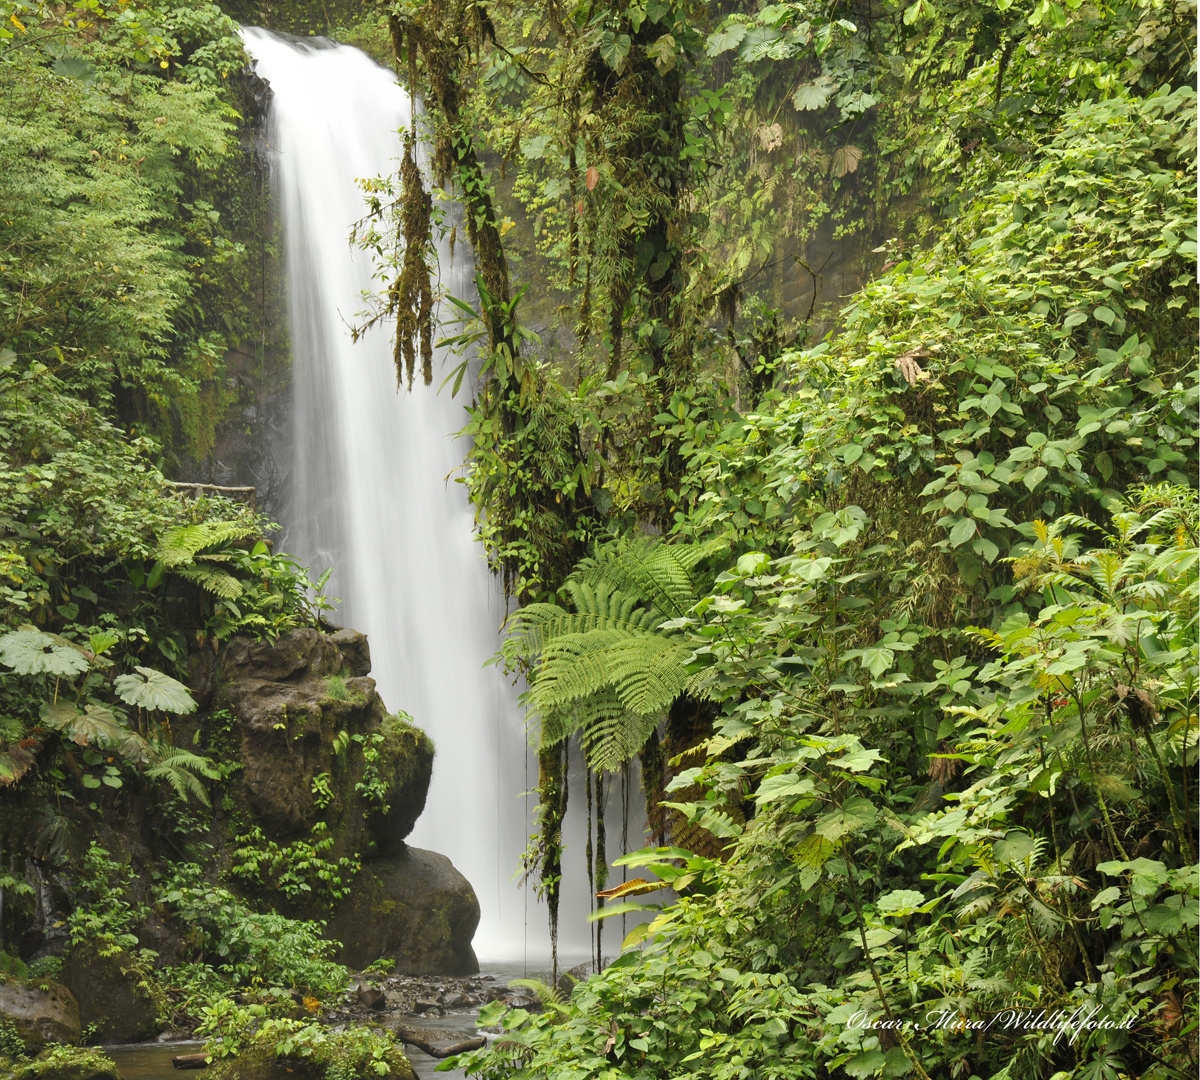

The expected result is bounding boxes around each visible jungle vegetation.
[376,0,1198,1077]
[0,0,1194,1077]
[0,2,407,1073]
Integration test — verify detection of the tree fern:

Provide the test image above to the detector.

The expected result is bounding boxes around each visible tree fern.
[572,537,724,619]
[175,563,244,599]
[505,538,717,774]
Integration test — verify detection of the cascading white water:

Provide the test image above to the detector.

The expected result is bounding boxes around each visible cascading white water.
[242,28,629,967]
[242,28,537,958]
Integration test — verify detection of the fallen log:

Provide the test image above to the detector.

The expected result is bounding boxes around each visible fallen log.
[396,1030,486,1058]
[172,1052,209,1069]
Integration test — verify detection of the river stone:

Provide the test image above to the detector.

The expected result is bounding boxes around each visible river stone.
[390,1024,486,1058]
[0,975,80,1052]
[58,944,162,1043]
[9,1046,121,1080]
[328,846,480,974]
[206,1028,415,1080]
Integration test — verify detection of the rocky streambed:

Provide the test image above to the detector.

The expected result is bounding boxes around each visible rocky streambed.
[104,968,549,1080]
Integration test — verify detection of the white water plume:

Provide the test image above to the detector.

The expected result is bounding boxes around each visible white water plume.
[242,28,630,967]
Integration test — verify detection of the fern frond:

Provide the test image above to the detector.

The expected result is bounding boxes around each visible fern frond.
[176,565,244,599]
[144,746,220,807]
[574,537,721,618]
[508,977,568,1014]
[582,703,657,773]
[156,520,258,568]
[536,633,690,717]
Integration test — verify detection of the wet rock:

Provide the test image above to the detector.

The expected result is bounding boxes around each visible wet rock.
[0,974,80,1053]
[327,846,480,974]
[356,986,387,1010]
[58,943,163,1043]
[558,957,612,997]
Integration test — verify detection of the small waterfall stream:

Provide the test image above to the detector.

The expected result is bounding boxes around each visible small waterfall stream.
[242,29,623,968]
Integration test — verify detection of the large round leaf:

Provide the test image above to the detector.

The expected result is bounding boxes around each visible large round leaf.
[0,631,89,677]
[39,702,149,763]
[114,666,197,714]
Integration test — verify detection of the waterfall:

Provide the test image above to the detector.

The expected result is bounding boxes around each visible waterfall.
[243,29,620,966]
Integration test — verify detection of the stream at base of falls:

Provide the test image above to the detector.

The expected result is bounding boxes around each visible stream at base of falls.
[103,959,577,1080]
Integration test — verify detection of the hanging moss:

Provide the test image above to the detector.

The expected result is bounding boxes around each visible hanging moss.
[392,135,434,388]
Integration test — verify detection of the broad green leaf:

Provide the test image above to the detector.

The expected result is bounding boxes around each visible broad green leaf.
[828,748,884,772]
[0,631,89,678]
[598,30,631,71]
[793,831,836,867]
[52,55,98,84]
[40,703,148,762]
[876,889,926,916]
[114,666,197,714]
[815,796,877,840]
[1023,465,1048,491]
[1093,305,1115,325]
[706,21,748,56]
[949,517,976,547]
[755,773,816,803]
[793,81,835,111]
[994,830,1036,864]
[844,1050,887,1077]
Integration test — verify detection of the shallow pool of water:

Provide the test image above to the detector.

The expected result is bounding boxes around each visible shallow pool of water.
[104,1041,205,1079]
[104,1036,468,1080]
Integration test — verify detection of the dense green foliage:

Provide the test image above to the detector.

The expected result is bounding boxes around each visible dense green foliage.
[0,0,361,1049]
[375,0,1200,1075]
[0,0,1193,1073]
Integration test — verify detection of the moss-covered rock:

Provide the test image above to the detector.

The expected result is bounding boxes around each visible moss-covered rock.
[58,944,162,1044]
[327,847,480,974]
[366,713,434,854]
[214,627,386,838]
[213,627,435,850]
[7,1045,120,1080]
[0,975,79,1053]
[207,1023,415,1080]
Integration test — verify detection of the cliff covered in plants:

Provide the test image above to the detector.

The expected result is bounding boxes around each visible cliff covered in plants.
[0,2,468,1075]
[365,0,1198,1077]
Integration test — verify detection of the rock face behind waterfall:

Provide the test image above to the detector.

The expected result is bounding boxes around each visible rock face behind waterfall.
[211,626,480,974]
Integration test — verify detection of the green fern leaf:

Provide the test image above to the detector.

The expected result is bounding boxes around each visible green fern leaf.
[156,520,258,568]
[175,565,243,599]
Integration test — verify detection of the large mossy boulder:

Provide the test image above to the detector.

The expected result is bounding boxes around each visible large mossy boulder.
[57,944,162,1043]
[7,1047,121,1080]
[212,627,433,846]
[207,1026,415,1080]
[328,846,480,974]
[211,627,476,973]
[0,975,79,1053]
